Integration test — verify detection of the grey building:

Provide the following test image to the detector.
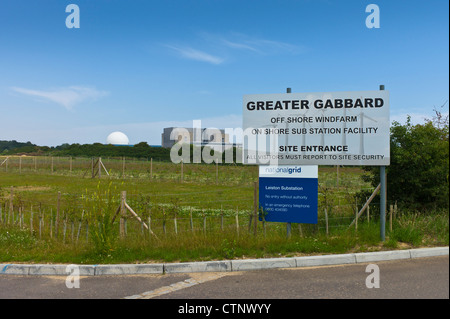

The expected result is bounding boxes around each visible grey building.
[161,127,239,150]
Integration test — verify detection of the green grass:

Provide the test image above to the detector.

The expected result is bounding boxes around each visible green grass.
[0,161,448,264]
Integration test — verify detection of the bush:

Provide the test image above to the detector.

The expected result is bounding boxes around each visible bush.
[361,113,449,210]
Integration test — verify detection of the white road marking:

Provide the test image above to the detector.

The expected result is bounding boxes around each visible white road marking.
[123,272,230,299]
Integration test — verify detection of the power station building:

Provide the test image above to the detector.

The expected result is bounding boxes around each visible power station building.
[161,127,239,151]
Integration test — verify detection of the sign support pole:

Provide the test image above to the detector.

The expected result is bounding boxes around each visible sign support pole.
[379,84,386,241]
[286,87,292,239]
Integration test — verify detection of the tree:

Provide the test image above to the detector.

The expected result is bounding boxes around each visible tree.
[361,111,449,210]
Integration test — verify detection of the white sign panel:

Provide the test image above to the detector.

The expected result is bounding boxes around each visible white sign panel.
[242,90,390,166]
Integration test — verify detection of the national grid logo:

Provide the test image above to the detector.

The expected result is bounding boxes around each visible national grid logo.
[262,166,302,175]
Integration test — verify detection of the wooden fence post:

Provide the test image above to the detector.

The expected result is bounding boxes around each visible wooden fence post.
[162,209,166,236]
[122,157,125,177]
[120,191,127,237]
[216,161,218,184]
[50,209,53,238]
[181,159,184,183]
[253,181,258,236]
[30,205,34,235]
[174,214,178,235]
[390,204,393,232]
[98,157,102,178]
[190,208,194,232]
[56,192,61,237]
[39,215,42,239]
[91,157,95,178]
[220,206,224,231]
[235,208,240,237]
[9,187,13,225]
[148,216,152,238]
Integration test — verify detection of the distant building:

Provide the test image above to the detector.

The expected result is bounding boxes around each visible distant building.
[161,127,240,151]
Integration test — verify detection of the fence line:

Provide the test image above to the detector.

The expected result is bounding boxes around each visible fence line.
[1,157,386,244]
[1,185,395,246]
[0,156,371,190]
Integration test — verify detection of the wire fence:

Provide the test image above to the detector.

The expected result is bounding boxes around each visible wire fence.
[0,184,396,245]
[0,155,374,188]
[0,155,394,244]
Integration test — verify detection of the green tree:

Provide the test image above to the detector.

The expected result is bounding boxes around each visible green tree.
[361,112,449,210]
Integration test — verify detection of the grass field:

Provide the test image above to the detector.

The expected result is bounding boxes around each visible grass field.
[0,157,448,264]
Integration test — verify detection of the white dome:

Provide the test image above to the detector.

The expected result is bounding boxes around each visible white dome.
[106,131,129,145]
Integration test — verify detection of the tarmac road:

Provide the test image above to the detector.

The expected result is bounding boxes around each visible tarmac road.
[0,256,448,300]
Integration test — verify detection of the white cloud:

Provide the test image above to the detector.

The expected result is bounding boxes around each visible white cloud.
[204,32,304,55]
[165,45,224,65]
[11,86,109,110]
[164,32,303,65]
[223,37,302,55]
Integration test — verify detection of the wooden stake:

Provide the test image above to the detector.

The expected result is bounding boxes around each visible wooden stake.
[63,217,67,243]
[235,208,239,237]
[174,215,178,235]
[98,157,102,178]
[203,215,207,234]
[39,216,42,239]
[56,192,61,237]
[76,213,83,243]
[122,157,125,177]
[336,165,339,188]
[30,206,34,236]
[220,206,224,231]
[9,187,13,225]
[148,216,152,238]
[390,204,393,232]
[253,181,258,236]
[50,209,53,238]
[181,159,184,183]
[349,184,381,228]
[216,161,218,184]
[120,191,126,237]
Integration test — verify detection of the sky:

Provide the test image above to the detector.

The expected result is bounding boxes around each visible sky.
[0,0,448,146]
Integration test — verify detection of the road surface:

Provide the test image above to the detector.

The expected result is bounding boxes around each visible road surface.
[0,256,447,302]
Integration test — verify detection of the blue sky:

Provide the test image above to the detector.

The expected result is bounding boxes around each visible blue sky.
[0,0,448,146]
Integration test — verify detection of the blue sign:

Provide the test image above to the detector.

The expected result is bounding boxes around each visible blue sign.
[259,165,318,224]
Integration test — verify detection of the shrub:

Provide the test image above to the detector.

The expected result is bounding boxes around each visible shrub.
[361,114,449,210]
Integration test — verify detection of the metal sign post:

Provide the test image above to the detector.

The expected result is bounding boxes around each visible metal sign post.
[379,84,386,241]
